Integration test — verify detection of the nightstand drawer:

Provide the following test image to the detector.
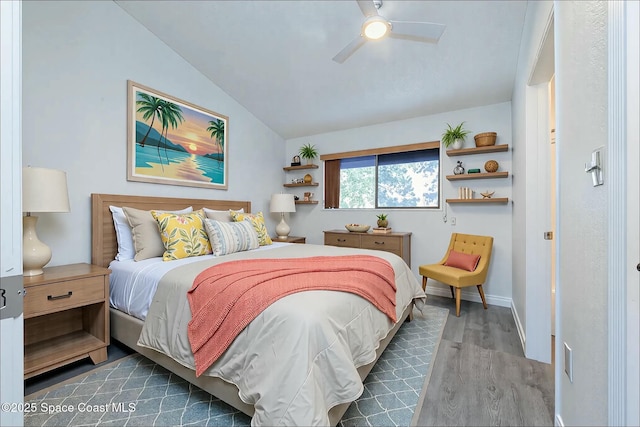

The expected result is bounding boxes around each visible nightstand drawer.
[324,232,361,247]
[361,234,401,251]
[24,276,105,318]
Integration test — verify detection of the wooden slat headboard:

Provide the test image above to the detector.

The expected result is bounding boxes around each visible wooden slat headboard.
[91,193,252,268]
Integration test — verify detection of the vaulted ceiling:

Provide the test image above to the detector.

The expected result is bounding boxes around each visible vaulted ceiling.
[116,0,528,139]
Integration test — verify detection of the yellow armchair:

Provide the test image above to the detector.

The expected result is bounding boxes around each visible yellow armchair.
[419,233,493,317]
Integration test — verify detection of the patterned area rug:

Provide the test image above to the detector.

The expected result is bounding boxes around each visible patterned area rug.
[25,305,447,427]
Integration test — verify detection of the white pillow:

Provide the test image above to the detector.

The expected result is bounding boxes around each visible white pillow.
[110,205,192,261]
[109,206,135,261]
[204,218,259,256]
[203,207,243,223]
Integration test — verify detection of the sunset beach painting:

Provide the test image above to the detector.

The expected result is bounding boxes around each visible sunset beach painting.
[127,81,228,189]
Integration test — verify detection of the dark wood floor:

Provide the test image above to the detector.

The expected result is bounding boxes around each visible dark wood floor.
[417,294,555,426]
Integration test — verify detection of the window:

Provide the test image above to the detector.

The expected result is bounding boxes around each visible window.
[322,141,440,209]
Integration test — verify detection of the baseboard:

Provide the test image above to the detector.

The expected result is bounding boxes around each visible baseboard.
[511,300,526,355]
[425,285,511,308]
[555,414,565,427]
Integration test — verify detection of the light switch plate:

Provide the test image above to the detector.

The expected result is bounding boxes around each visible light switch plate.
[563,342,573,382]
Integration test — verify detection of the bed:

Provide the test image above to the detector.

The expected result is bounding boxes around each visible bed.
[91,193,426,426]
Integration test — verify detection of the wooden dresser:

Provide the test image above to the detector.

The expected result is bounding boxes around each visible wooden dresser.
[23,263,110,379]
[323,230,412,267]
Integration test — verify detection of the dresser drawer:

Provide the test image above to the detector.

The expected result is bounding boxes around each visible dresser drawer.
[324,230,411,268]
[24,276,105,318]
[360,234,401,252]
[324,232,361,247]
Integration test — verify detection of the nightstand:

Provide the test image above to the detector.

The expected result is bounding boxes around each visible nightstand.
[23,263,111,379]
[274,236,306,244]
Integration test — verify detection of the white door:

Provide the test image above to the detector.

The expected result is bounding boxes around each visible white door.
[525,8,554,363]
[0,2,24,427]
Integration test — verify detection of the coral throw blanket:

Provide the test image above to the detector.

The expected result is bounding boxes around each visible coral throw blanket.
[187,255,397,376]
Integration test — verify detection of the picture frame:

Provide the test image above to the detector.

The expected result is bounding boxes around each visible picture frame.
[127,80,229,190]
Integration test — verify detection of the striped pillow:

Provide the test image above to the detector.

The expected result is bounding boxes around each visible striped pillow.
[229,211,273,246]
[204,219,260,256]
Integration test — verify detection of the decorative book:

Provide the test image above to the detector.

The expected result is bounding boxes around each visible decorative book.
[372,227,392,234]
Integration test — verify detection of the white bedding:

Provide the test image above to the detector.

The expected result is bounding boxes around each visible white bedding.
[133,243,426,426]
[109,242,291,319]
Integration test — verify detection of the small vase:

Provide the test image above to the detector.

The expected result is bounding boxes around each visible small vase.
[453,161,465,175]
[452,139,463,150]
[377,220,388,228]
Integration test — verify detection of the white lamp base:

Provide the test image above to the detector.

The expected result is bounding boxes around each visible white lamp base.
[275,214,291,239]
[23,215,51,276]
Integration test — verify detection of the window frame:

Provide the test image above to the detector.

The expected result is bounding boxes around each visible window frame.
[321,141,441,210]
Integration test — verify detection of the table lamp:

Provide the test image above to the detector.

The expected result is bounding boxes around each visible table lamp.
[22,167,70,276]
[270,193,296,240]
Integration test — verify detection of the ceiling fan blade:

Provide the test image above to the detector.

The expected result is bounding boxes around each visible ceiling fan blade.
[332,36,367,63]
[389,20,446,43]
[357,0,379,18]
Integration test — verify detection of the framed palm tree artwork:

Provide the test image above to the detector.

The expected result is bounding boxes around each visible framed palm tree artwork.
[127,80,229,189]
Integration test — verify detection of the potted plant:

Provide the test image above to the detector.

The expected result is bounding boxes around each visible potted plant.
[299,143,319,165]
[376,213,388,228]
[441,122,470,150]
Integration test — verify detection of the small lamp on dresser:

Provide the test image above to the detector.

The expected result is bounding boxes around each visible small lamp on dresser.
[22,166,70,276]
[270,193,296,240]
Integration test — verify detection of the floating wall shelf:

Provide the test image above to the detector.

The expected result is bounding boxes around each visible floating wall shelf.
[283,182,319,187]
[446,171,509,181]
[283,164,319,171]
[446,198,509,204]
[295,200,318,205]
[445,144,509,157]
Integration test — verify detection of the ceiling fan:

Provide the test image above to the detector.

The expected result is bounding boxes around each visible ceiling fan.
[332,0,446,64]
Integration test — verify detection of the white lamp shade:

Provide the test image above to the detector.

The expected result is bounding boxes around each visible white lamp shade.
[270,193,296,213]
[23,167,70,213]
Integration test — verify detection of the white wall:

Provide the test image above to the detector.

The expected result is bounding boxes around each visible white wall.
[555,1,608,424]
[21,1,285,267]
[286,102,514,305]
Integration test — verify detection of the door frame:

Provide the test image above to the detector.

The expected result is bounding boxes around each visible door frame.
[625,1,639,422]
[608,1,639,425]
[0,2,24,427]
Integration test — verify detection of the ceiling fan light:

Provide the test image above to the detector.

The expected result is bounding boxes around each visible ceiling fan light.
[362,16,390,40]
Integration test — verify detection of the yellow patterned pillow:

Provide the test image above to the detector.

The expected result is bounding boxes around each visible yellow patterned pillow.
[230,211,272,246]
[151,209,212,261]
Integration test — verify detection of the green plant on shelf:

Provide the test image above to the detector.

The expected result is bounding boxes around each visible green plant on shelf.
[441,122,470,148]
[299,144,318,164]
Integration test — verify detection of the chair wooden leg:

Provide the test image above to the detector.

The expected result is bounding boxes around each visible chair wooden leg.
[421,276,427,291]
[449,286,455,299]
[477,284,488,309]
[455,287,462,317]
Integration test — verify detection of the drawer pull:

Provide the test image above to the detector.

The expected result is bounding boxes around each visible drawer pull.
[48,291,73,301]
[337,239,346,242]
[374,241,385,245]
